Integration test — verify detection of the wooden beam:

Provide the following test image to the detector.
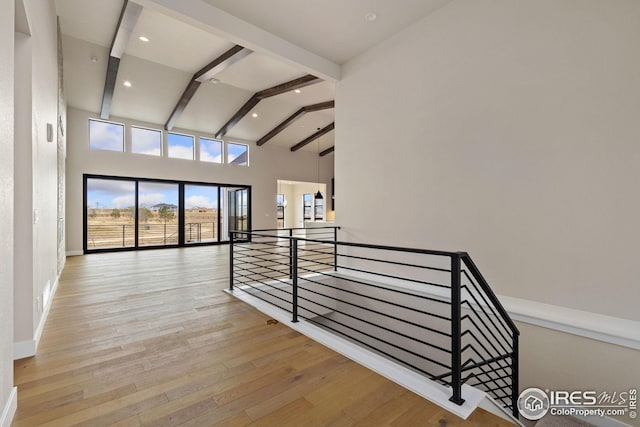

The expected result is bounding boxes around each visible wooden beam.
[100,0,142,119]
[100,56,120,120]
[164,80,201,130]
[256,100,334,146]
[166,45,251,130]
[319,146,335,156]
[256,74,320,99]
[216,74,322,138]
[215,95,260,139]
[194,45,251,82]
[290,123,334,152]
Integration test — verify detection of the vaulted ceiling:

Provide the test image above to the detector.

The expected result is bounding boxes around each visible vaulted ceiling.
[55,0,451,154]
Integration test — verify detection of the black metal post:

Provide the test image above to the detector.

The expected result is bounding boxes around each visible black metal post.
[229,232,234,291]
[511,333,520,418]
[288,229,293,280]
[292,238,299,323]
[450,254,465,405]
[333,227,338,272]
[122,225,125,246]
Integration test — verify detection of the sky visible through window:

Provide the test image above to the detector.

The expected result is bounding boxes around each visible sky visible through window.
[227,142,248,166]
[89,120,124,151]
[88,179,223,212]
[200,138,223,163]
[87,179,181,210]
[185,185,218,209]
[132,127,162,156]
[138,182,178,209]
[167,133,194,160]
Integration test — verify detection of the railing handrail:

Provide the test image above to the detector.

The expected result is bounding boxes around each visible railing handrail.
[229,227,519,417]
[232,229,459,258]
[459,253,519,336]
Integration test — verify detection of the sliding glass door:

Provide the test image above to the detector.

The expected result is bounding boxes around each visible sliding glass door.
[84,175,250,253]
[184,185,218,244]
[138,182,179,247]
[85,178,136,250]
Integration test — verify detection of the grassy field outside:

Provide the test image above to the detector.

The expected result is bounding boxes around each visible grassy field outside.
[87,208,218,249]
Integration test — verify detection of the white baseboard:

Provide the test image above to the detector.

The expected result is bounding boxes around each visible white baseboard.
[0,387,17,427]
[574,414,632,427]
[14,274,61,360]
[65,250,82,256]
[14,339,36,359]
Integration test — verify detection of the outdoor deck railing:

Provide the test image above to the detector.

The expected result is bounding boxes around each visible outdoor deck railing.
[229,227,519,417]
[87,222,216,249]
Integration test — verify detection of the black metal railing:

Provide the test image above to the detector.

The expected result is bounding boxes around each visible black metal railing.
[229,227,519,417]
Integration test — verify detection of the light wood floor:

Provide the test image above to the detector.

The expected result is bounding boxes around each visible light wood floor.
[13,246,515,427]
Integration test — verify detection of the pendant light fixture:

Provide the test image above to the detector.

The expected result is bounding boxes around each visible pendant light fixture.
[315,139,323,200]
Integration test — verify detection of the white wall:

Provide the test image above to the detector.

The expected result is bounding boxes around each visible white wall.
[65,108,334,253]
[336,0,640,419]
[13,0,61,357]
[0,0,15,422]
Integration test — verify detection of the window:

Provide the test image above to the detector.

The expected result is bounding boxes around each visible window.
[314,195,324,221]
[89,119,124,151]
[184,185,218,243]
[85,175,251,252]
[167,132,194,160]
[138,182,179,247]
[200,138,223,163]
[303,194,313,221]
[276,194,285,229]
[85,178,135,249]
[131,126,162,156]
[227,142,248,166]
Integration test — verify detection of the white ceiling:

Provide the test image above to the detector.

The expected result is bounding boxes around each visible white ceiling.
[55,0,450,154]
[202,0,452,65]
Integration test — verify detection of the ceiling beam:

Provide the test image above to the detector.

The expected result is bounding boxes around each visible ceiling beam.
[319,146,334,157]
[257,100,334,147]
[165,45,251,131]
[290,122,334,152]
[100,0,142,119]
[215,74,321,139]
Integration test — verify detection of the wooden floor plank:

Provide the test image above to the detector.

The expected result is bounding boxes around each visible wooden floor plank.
[12,246,515,426]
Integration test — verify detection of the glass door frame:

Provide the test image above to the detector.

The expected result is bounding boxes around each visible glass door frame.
[83,174,251,253]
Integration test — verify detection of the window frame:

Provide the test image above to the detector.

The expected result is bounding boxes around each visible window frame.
[167,131,195,160]
[131,125,162,156]
[227,142,249,166]
[199,137,224,164]
[88,118,125,152]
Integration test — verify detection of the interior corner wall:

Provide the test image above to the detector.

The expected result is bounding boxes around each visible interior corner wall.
[65,108,334,253]
[0,0,15,420]
[13,0,61,356]
[335,0,640,408]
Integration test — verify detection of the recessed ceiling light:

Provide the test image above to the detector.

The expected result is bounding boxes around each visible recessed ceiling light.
[90,55,98,63]
[139,36,149,42]
[209,78,220,84]
[123,80,132,87]
[252,113,258,118]
[294,89,301,94]
[364,12,377,22]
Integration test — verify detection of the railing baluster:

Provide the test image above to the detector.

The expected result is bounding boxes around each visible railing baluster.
[292,238,299,323]
[333,227,338,271]
[450,253,465,405]
[511,334,519,418]
[289,228,293,280]
[229,232,234,291]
